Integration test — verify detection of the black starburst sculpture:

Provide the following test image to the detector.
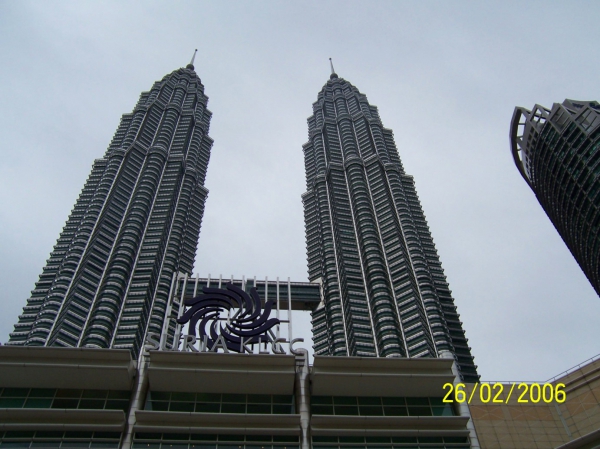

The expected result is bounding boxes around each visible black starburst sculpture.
[176,283,280,352]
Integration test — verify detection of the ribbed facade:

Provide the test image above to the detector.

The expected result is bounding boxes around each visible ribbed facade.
[511,99,600,296]
[8,63,213,358]
[302,73,478,381]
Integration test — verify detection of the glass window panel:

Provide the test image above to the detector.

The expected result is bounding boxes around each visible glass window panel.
[339,437,364,443]
[132,444,160,449]
[417,436,443,443]
[405,398,428,406]
[31,442,60,448]
[79,399,105,410]
[247,395,270,404]
[149,392,171,401]
[51,399,79,409]
[383,406,407,416]
[272,437,297,443]
[65,432,93,439]
[105,400,129,411]
[107,391,130,400]
[171,392,196,402]
[190,435,217,441]
[359,406,383,416]
[149,401,169,411]
[245,436,271,442]
[93,433,120,439]
[62,442,92,448]
[391,436,418,443]
[0,443,31,448]
[0,398,25,408]
[170,402,195,412]
[220,403,246,414]
[82,390,107,399]
[334,405,359,415]
[89,444,119,448]
[357,397,380,406]
[196,403,220,413]
[24,398,52,408]
[381,398,405,406]
[29,389,55,398]
[310,396,332,405]
[221,394,245,403]
[311,405,334,415]
[163,434,189,441]
[431,405,454,416]
[312,437,337,443]
[55,390,82,399]
[272,405,292,414]
[247,404,271,414]
[161,445,187,449]
[196,394,220,403]
[365,437,390,443]
[1,388,29,398]
[333,397,357,405]
[407,406,431,416]
[5,431,35,438]
[191,445,215,449]
[272,396,293,404]
[428,398,445,406]
[219,435,244,442]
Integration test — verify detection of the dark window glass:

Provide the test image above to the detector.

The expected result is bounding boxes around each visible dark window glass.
[79,399,105,410]
[150,392,170,401]
[132,444,160,449]
[334,405,359,415]
[333,397,356,405]
[272,405,292,414]
[107,391,130,400]
[405,397,429,406]
[190,435,217,441]
[62,442,92,448]
[29,389,55,398]
[383,406,407,416]
[359,406,383,416]
[407,406,431,416]
[272,396,293,404]
[170,402,195,412]
[311,405,334,415]
[163,433,189,441]
[149,401,169,411]
[431,405,453,416]
[1,388,28,398]
[0,398,25,408]
[247,404,271,414]
[51,399,79,409]
[105,400,129,411]
[196,393,220,403]
[357,397,380,406]
[221,394,245,403]
[310,396,332,405]
[272,437,298,443]
[171,392,196,402]
[55,390,82,399]
[89,443,119,448]
[65,432,93,439]
[23,398,52,408]
[221,403,246,414]
[82,390,107,399]
[196,403,220,413]
[247,395,270,404]
[382,397,405,406]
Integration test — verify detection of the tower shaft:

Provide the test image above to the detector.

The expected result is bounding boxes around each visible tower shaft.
[9,66,213,358]
[303,75,478,381]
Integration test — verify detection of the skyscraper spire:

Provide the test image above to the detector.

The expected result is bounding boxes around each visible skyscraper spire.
[187,49,198,70]
[329,57,338,79]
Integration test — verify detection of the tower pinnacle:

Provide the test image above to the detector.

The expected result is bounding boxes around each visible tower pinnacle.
[187,49,198,70]
[329,58,338,79]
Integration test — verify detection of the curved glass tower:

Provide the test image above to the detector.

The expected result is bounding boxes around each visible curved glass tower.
[8,60,213,357]
[511,99,600,296]
[303,69,478,381]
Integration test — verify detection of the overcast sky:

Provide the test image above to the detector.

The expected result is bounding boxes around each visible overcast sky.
[1,1,600,381]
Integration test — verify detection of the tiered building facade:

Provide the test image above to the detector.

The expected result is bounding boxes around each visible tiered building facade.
[8,61,213,358]
[303,71,478,382]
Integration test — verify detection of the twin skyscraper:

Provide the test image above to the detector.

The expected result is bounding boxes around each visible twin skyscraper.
[7,59,479,382]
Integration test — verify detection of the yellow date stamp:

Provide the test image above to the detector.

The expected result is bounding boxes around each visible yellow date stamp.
[443,382,566,404]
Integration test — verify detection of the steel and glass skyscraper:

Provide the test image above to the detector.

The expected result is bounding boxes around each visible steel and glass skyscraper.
[511,99,600,296]
[303,66,478,381]
[8,57,213,357]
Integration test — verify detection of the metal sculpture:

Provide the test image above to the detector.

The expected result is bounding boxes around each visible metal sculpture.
[176,283,281,352]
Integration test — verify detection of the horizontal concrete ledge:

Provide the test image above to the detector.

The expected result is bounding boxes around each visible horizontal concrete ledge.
[0,408,126,430]
[310,415,470,431]
[310,373,455,397]
[135,411,301,430]
[312,356,454,375]
[134,425,300,435]
[148,353,296,394]
[0,346,135,390]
